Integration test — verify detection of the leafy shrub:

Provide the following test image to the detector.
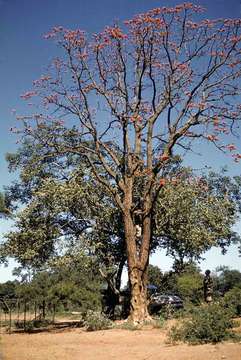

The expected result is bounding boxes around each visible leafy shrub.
[84,310,113,331]
[222,287,241,316]
[168,303,235,344]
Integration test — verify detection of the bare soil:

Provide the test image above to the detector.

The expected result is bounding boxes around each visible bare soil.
[1,322,241,360]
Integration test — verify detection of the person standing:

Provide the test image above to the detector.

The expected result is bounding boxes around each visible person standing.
[203,269,213,303]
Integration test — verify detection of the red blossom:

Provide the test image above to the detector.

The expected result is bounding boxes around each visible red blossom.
[230,35,241,43]
[44,94,58,104]
[185,131,194,137]
[232,153,241,162]
[43,26,64,39]
[130,114,142,122]
[206,134,219,141]
[105,26,127,40]
[160,154,169,162]
[33,75,51,86]
[20,91,37,100]
[159,178,166,187]
[226,144,237,152]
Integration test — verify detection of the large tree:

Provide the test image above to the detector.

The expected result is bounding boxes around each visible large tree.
[8,4,241,322]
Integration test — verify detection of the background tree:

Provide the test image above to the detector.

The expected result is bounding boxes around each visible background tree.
[154,170,241,270]
[214,266,241,294]
[176,266,203,304]
[0,280,18,299]
[147,264,163,292]
[5,4,241,322]
[12,254,103,314]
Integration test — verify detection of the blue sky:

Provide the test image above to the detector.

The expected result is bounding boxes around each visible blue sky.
[0,0,241,282]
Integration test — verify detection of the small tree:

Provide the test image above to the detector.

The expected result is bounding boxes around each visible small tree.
[215,266,241,294]
[8,4,241,322]
[177,273,203,305]
[148,264,163,291]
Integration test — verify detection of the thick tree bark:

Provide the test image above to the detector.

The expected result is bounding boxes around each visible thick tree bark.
[128,264,150,323]
[124,209,152,323]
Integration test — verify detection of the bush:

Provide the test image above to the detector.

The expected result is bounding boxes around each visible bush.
[84,310,113,331]
[168,303,235,344]
[222,287,241,316]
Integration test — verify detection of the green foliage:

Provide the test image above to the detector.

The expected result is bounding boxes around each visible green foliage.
[158,262,203,305]
[155,171,240,264]
[168,303,235,344]
[0,192,10,216]
[222,287,241,316]
[84,310,113,331]
[160,272,178,294]
[147,265,163,291]
[0,281,18,298]
[47,257,102,312]
[215,266,241,294]
[0,192,5,213]
[177,273,203,305]
[11,255,102,313]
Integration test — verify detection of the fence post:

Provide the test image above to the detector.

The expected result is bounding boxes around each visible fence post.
[34,301,37,320]
[17,300,20,322]
[0,307,2,334]
[42,300,46,319]
[9,306,12,334]
[52,303,56,324]
[24,300,27,331]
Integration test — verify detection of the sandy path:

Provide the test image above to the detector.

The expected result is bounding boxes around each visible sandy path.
[1,328,241,360]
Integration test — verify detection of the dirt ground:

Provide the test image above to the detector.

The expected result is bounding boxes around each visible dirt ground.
[1,323,241,360]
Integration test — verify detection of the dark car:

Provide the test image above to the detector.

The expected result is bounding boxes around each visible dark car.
[148,294,183,314]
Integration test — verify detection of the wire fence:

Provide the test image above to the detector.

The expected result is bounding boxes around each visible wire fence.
[0,297,82,334]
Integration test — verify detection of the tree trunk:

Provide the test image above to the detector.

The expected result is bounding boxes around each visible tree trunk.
[124,211,152,323]
[128,265,151,323]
